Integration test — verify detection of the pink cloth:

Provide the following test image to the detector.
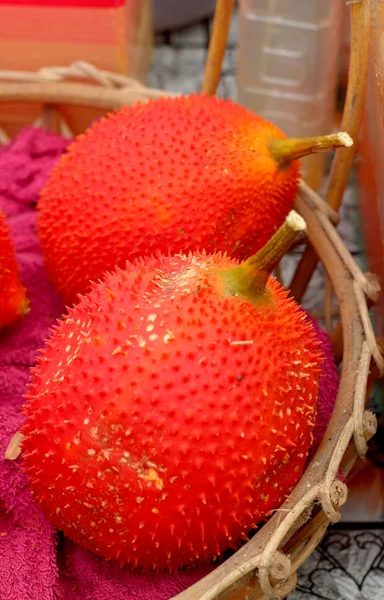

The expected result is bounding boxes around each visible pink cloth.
[0,128,339,600]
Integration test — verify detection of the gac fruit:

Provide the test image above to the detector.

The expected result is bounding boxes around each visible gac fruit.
[37,94,352,303]
[0,209,28,329]
[21,211,322,570]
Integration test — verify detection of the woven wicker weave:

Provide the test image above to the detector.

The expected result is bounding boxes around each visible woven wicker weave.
[1,1,383,598]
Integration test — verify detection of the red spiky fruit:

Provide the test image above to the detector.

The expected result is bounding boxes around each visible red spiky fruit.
[0,209,29,329]
[37,94,351,303]
[21,212,323,570]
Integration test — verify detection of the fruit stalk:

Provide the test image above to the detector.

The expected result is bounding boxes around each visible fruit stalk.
[269,132,353,168]
[248,210,306,277]
[222,210,306,299]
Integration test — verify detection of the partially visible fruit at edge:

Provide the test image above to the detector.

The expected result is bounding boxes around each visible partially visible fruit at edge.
[37,93,352,303]
[0,210,29,329]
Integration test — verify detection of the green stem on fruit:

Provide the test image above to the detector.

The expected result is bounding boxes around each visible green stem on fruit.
[269,132,353,168]
[221,211,306,301]
[247,211,306,276]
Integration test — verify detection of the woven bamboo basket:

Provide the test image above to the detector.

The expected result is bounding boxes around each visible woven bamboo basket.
[1,1,383,599]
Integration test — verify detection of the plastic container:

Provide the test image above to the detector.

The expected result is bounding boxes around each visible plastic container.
[236,0,343,189]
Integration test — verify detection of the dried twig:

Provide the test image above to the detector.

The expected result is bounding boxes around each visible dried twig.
[201,0,235,96]
[289,0,370,302]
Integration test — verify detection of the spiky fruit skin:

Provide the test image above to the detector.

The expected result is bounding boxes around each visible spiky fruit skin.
[37,95,300,303]
[21,252,322,571]
[0,210,28,329]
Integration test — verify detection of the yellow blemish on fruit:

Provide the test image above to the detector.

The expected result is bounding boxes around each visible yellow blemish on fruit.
[141,468,164,490]
[163,330,175,344]
[90,427,98,439]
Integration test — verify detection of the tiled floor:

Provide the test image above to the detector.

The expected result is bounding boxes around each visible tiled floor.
[293,528,384,600]
[148,12,384,600]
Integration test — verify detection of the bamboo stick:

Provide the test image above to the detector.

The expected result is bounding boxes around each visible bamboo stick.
[201,0,235,96]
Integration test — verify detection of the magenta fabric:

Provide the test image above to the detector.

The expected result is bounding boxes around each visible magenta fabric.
[0,127,339,600]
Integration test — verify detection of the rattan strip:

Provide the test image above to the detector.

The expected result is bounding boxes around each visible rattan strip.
[0,60,173,96]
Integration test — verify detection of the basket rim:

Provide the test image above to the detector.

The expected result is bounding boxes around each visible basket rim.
[0,60,179,118]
